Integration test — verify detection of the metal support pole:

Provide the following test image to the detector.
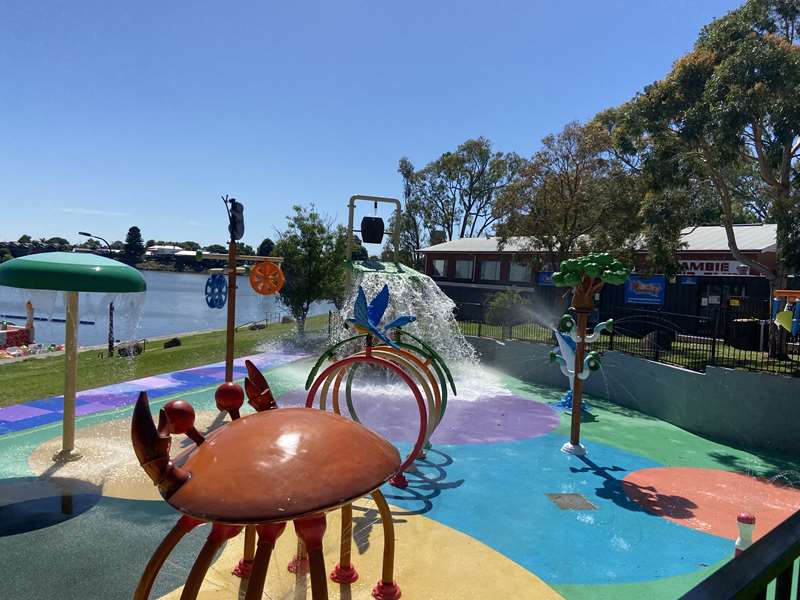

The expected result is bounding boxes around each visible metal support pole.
[224,239,238,382]
[345,194,402,265]
[570,310,589,447]
[56,291,80,461]
[107,301,114,358]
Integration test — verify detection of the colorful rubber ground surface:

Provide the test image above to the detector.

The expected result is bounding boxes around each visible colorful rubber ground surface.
[1,353,800,599]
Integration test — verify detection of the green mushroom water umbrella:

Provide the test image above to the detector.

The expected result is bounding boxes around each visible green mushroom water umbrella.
[0,252,146,461]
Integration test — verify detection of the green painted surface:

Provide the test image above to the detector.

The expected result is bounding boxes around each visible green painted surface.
[554,558,727,600]
[504,375,800,479]
[0,251,146,293]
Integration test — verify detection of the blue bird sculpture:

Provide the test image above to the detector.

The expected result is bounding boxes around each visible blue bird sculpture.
[347,284,416,348]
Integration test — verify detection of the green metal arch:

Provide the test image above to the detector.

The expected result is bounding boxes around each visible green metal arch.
[304,334,368,390]
[343,340,449,426]
[396,329,456,396]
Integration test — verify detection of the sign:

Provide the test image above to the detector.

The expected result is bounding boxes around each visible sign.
[537,271,554,287]
[678,260,753,277]
[679,276,698,285]
[625,275,666,305]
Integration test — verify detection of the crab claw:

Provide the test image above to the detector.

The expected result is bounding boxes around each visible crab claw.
[131,391,190,499]
[244,360,278,412]
[245,359,268,390]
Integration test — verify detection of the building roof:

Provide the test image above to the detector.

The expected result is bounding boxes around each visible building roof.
[678,224,776,252]
[419,224,777,254]
[418,236,533,254]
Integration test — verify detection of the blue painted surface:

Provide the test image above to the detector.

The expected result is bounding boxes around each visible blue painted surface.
[386,435,731,585]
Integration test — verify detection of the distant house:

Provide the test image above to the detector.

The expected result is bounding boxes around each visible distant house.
[419,224,780,321]
[145,245,183,257]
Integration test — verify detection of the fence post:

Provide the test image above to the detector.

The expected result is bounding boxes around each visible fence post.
[478,321,482,338]
[654,327,661,362]
[710,310,719,367]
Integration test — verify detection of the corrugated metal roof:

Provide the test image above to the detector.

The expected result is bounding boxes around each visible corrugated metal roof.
[678,224,776,252]
[419,224,777,254]
[418,237,534,253]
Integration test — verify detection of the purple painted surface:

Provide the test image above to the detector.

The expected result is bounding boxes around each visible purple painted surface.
[0,404,51,422]
[276,389,560,445]
[0,351,309,435]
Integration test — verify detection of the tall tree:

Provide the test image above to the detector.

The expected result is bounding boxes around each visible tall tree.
[273,205,347,337]
[381,159,429,268]
[350,235,368,261]
[399,138,522,241]
[17,234,31,244]
[495,121,642,268]
[257,237,275,257]
[122,226,145,265]
[81,238,102,250]
[600,0,800,355]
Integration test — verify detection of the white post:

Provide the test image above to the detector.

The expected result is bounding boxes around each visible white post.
[735,512,755,555]
[55,291,81,461]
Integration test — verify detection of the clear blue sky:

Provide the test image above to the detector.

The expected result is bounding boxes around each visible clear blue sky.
[1,0,741,252]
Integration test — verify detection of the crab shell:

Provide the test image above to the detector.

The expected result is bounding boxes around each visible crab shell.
[131,393,400,523]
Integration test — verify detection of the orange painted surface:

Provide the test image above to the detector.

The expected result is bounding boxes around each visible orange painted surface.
[623,467,800,540]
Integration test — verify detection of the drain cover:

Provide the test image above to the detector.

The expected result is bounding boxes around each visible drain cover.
[545,493,597,510]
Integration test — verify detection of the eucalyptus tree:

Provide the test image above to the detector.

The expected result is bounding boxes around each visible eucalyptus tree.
[399,138,522,242]
[495,121,642,269]
[598,0,800,356]
[600,0,800,282]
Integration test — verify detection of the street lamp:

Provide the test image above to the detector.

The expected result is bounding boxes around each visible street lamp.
[77,231,116,357]
[77,231,112,257]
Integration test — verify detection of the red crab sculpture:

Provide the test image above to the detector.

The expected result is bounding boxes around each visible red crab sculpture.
[131,360,403,600]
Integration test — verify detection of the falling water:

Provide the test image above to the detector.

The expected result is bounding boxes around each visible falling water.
[333,263,476,364]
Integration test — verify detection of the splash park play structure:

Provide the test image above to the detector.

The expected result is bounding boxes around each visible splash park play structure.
[2,199,800,599]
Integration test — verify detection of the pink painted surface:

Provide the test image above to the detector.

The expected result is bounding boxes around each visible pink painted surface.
[624,466,800,540]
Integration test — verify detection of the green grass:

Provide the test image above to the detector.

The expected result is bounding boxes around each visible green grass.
[0,315,326,407]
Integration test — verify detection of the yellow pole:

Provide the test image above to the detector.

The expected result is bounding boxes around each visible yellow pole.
[56,291,80,461]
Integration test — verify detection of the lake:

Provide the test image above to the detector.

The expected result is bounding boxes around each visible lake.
[0,270,331,346]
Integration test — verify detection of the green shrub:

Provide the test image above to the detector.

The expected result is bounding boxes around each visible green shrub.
[486,290,531,326]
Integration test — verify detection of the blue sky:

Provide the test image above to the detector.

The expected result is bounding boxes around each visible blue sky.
[1,0,741,252]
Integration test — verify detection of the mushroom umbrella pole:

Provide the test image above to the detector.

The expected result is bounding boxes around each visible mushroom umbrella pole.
[0,252,146,461]
[551,253,628,456]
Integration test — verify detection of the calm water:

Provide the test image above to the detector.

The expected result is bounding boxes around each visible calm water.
[0,270,331,346]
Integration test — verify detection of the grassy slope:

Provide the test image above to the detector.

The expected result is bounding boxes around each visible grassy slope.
[0,315,326,407]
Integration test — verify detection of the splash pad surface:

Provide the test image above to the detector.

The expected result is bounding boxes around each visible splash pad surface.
[1,353,799,599]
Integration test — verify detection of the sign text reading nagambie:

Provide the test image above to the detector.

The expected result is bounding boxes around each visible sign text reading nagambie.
[678,260,755,277]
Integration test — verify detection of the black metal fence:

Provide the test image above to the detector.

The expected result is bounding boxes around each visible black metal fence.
[460,305,800,377]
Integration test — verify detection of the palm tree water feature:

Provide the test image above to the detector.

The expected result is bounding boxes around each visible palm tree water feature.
[550,253,629,456]
[0,252,146,461]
